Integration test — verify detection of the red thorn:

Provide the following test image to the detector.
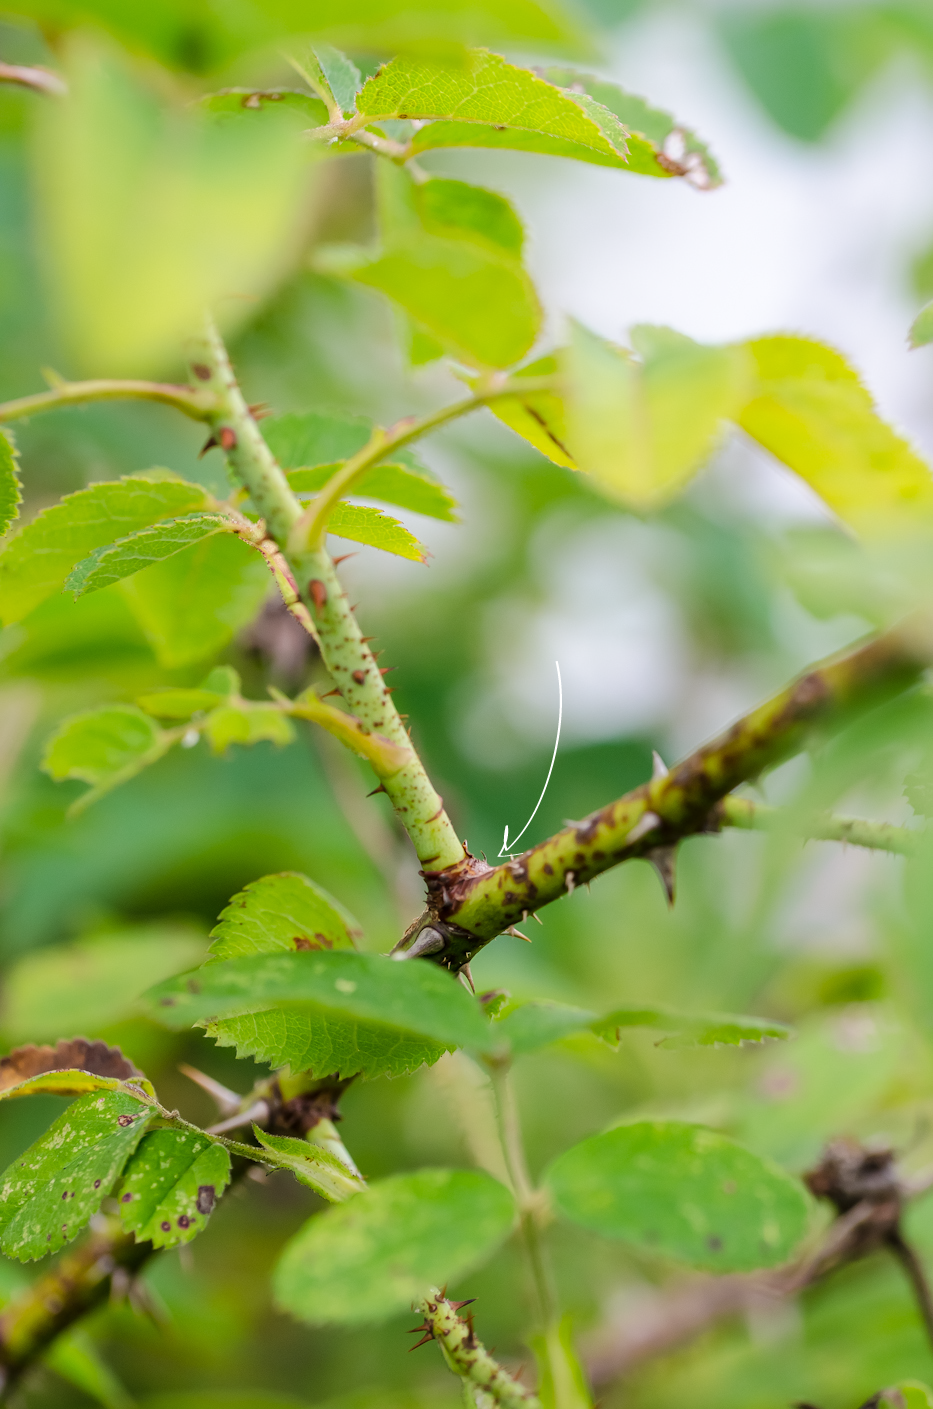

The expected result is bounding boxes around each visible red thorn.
[218,426,237,451]
[198,434,218,458]
[248,402,272,420]
[406,1322,431,1334]
[408,1332,435,1351]
[352,669,366,685]
[309,580,327,611]
[332,553,358,566]
[367,784,387,797]
[448,1299,476,1312]
[361,636,376,643]
[320,687,341,698]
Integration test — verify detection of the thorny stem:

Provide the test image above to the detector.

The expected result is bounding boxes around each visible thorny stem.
[416,1289,541,1409]
[0,379,218,424]
[720,795,921,855]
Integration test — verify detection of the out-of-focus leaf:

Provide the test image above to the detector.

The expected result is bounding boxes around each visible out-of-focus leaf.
[118,1127,230,1249]
[532,1316,594,1409]
[326,502,427,561]
[44,1328,134,1409]
[0,1039,143,1095]
[414,178,525,256]
[0,431,22,538]
[487,353,576,469]
[137,688,227,719]
[882,1385,933,1409]
[492,1001,597,1055]
[262,412,373,468]
[199,90,328,126]
[910,300,933,349]
[565,322,751,507]
[34,39,313,374]
[738,336,933,535]
[202,703,295,755]
[41,704,171,811]
[304,43,362,115]
[545,1120,810,1271]
[543,69,721,186]
[287,463,458,522]
[357,50,627,163]
[0,1088,152,1261]
[145,951,491,1052]
[0,925,207,1045]
[273,1168,515,1324]
[208,871,362,960]
[244,1128,366,1201]
[0,1071,150,1103]
[118,532,270,669]
[593,1004,791,1050]
[66,514,232,597]
[0,473,210,627]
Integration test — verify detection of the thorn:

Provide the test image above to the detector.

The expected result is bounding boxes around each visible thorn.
[218,426,237,451]
[532,912,543,925]
[333,553,357,566]
[205,1099,270,1135]
[367,784,387,797]
[361,636,376,643]
[352,669,366,684]
[178,1063,241,1116]
[379,666,398,675]
[646,844,677,906]
[408,1332,435,1351]
[198,434,218,457]
[565,870,575,895]
[308,580,327,611]
[321,687,341,698]
[448,1298,476,1312]
[248,402,272,420]
[406,1322,431,1334]
[507,927,532,942]
[459,964,475,993]
[651,750,669,780]
[627,810,661,845]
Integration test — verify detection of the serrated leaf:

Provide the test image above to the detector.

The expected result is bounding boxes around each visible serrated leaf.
[326,502,427,561]
[42,704,171,811]
[0,473,210,626]
[0,1088,152,1261]
[208,872,362,960]
[357,50,626,163]
[486,353,576,469]
[910,300,933,349]
[415,178,525,256]
[66,513,232,597]
[245,1128,366,1202]
[738,336,933,534]
[117,1127,230,1249]
[145,951,491,1052]
[545,1120,810,1272]
[287,463,458,522]
[308,43,362,115]
[544,69,721,186]
[565,322,752,507]
[592,1004,791,1050]
[207,1009,444,1082]
[0,430,22,538]
[319,234,540,371]
[202,702,295,754]
[0,1070,152,1102]
[118,531,270,668]
[273,1168,515,1325]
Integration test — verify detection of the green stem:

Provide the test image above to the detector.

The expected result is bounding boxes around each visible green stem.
[188,319,465,871]
[490,1063,556,1334]
[418,1289,541,1409]
[290,376,557,554]
[0,379,217,424]
[720,795,921,855]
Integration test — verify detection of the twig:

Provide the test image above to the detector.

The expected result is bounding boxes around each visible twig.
[0,61,66,97]
[720,796,921,856]
[0,379,217,423]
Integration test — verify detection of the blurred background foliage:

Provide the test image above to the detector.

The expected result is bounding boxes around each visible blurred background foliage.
[3,0,933,1406]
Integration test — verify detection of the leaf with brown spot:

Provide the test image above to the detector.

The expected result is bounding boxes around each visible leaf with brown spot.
[0,1039,142,1093]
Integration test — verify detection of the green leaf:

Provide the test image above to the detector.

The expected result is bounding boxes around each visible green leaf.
[273,1168,515,1325]
[1,924,207,1045]
[326,502,427,561]
[492,1001,597,1056]
[357,50,627,163]
[243,1128,366,1202]
[44,1327,134,1409]
[207,1010,444,1083]
[318,234,540,371]
[305,43,362,115]
[118,531,270,668]
[414,178,525,256]
[881,1384,933,1409]
[263,411,374,468]
[532,1317,594,1409]
[738,336,933,535]
[35,41,312,375]
[136,688,227,719]
[287,463,458,522]
[545,1120,810,1271]
[200,89,328,127]
[0,430,22,538]
[117,1127,230,1249]
[145,950,491,1052]
[66,514,232,597]
[0,472,210,626]
[0,1088,153,1261]
[0,1070,154,1103]
[565,322,752,508]
[486,353,576,469]
[911,300,933,348]
[202,702,296,755]
[592,1004,791,1051]
[543,69,721,186]
[207,871,362,960]
[41,704,171,812]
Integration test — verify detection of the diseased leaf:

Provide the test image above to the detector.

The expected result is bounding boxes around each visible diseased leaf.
[145,951,490,1052]
[414,178,525,256]
[202,703,295,755]
[287,463,458,522]
[0,1088,152,1261]
[544,69,721,186]
[738,336,933,534]
[545,1120,811,1272]
[118,1127,230,1249]
[208,872,362,960]
[273,1168,515,1324]
[357,51,627,162]
[244,1128,366,1202]
[910,300,933,349]
[118,531,270,668]
[66,514,232,597]
[565,322,752,508]
[0,430,22,538]
[200,89,328,126]
[326,502,427,561]
[42,705,171,811]
[0,1039,141,1092]
[0,472,210,626]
